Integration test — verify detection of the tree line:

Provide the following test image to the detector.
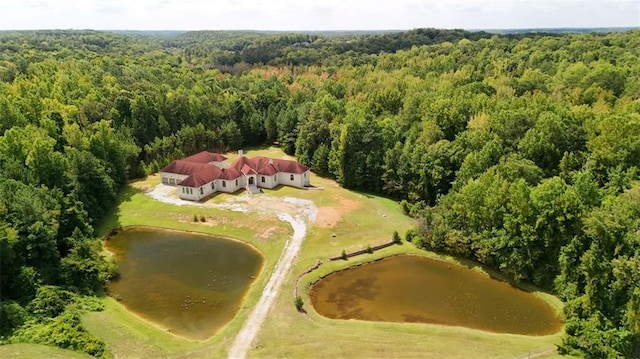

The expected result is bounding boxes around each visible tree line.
[0,28,638,357]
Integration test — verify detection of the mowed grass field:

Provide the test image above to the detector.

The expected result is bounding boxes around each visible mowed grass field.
[0,344,91,358]
[78,147,567,358]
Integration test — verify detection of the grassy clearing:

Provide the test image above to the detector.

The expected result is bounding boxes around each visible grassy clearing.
[254,213,565,358]
[82,146,567,358]
[0,344,91,358]
[86,171,292,358]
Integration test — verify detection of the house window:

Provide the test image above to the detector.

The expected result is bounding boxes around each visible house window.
[261,176,265,183]
[235,179,238,186]
[274,175,276,181]
[304,172,306,177]
[223,181,226,188]
[200,187,203,195]
[211,182,215,189]
[290,174,294,181]
[189,188,193,194]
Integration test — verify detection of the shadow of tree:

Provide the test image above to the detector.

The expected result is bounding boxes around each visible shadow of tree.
[95,187,137,237]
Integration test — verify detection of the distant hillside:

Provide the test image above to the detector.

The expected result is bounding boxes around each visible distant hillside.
[477,27,639,34]
[168,28,498,67]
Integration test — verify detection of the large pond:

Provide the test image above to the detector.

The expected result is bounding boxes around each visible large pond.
[105,227,263,340]
[309,255,561,335]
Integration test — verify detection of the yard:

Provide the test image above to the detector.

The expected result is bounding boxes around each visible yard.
[80,147,567,359]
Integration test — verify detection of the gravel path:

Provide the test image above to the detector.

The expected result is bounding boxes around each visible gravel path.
[227,213,306,359]
[146,184,314,359]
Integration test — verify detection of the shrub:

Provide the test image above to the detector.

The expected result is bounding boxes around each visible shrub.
[392,230,401,244]
[0,301,29,336]
[72,296,105,312]
[405,229,417,242]
[366,244,373,254]
[28,286,74,320]
[199,215,206,222]
[106,257,120,280]
[10,311,107,357]
[60,240,111,294]
[341,249,347,260]
[400,199,410,215]
[294,296,304,311]
[193,214,198,222]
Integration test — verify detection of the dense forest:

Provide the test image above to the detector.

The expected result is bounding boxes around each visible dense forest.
[0,28,638,358]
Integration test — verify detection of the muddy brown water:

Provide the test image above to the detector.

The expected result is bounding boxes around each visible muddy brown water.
[309,255,561,335]
[105,227,263,340]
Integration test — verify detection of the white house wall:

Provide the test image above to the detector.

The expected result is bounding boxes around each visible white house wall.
[246,174,258,187]
[178,185,199,200]
[160,172,189,186]
[178,180,218,201]
[303,170,310,186]
[258,174,278,189]
[277,172,306,188]
[216,177,243,193]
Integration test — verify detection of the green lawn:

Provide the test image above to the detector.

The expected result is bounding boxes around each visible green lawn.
[0,344,91,359]
[255,247,565,358]
[80,146,568,358]
[86,169,293,358]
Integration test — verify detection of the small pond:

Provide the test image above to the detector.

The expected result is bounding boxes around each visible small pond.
[309,255,561,335]
[106,227,263,340]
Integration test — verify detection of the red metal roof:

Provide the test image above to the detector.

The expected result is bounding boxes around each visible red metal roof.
[217,167,242,180]
[160,160,211,175]
[251,157,278,176]
[229,155,252,171]
[271,158,309,174]
[229,156,309,176]
[241,164,257,175]
[178,166,223,187]
[182,151,228,164]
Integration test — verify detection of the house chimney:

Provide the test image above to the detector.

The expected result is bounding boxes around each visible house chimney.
[238,149,244,157]
[268,158,273,165]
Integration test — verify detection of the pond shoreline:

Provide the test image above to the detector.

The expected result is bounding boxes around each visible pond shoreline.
[308,254,563,336]
[140,183,317,358]
[304,249,564,314]
[104,227,264,341]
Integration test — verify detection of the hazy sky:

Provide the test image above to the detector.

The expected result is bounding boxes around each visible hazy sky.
[0,0,638,31]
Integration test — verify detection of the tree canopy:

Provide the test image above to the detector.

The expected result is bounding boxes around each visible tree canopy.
[0,28,639,357]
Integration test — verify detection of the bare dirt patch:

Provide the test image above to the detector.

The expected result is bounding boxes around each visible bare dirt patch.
[201,217,233,226]
[316,207,341,228]
[255,226,279,239]
[315,194,360,228]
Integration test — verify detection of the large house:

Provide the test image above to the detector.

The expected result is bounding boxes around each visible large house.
[160,150,311,200]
